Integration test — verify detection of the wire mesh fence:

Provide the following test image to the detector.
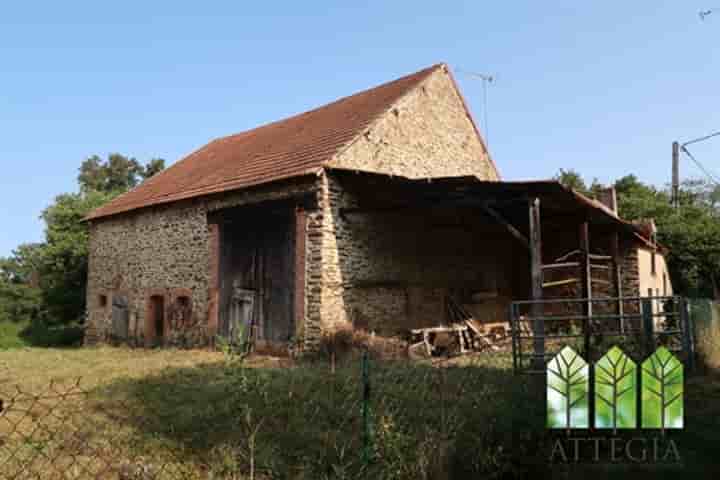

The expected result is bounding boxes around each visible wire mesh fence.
[0,380,201,479]
[0,350,544,479]
[689,298,720,371]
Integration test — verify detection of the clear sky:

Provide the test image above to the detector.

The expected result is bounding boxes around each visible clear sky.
[1,1,719,256]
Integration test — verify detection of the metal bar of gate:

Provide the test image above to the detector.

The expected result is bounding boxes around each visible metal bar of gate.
[511,296,689,374]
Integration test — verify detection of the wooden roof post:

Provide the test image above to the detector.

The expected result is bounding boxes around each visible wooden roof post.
[529,197,544,369]
[579,222,592,357]
[610,232,624,332]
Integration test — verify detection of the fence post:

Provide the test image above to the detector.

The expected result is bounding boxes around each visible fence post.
[641,298,654,358]
[361,349,371,470]
[510,303,518,374]
[679,298,696,373]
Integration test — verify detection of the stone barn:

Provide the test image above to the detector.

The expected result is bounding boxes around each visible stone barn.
[84,63,667,351]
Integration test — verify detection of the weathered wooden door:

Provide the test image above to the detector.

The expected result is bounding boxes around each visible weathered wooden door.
[220,209,295,344]
[229,287,255,343]
[111,294,129,339]
[146,295,165,346]
[260,217,295,342]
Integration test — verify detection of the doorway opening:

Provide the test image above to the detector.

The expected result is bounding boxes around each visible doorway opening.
[147,295,165,346]
[215,202,297,347]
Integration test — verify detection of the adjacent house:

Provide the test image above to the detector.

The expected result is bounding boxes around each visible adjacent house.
[84,63,671,350]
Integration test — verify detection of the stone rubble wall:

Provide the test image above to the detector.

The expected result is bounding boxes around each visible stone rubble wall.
[85,178,318,348]
[328,66,499,180]
[317,173,519,337]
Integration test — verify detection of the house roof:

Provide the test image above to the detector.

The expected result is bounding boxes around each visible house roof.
[86,64,450,221]
[327,167,658,249]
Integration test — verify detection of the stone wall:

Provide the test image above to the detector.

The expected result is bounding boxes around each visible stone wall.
[328,66,499,181]
[313,67,504,336]
[85,177,318,347]
[317,173,519,336]
[86,65,504,349]
[621,240,641,298]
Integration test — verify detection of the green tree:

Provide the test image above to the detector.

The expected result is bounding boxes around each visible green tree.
[0,244,43,323]
[559,170,720,297]
[555,169,589,195]
[1,153,165,330]
[78,153,165,194]
[37,190,117,324]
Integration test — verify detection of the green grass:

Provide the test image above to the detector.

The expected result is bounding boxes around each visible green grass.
[0,320,84,350]
[0,320,31,349]
[0,347,719,478]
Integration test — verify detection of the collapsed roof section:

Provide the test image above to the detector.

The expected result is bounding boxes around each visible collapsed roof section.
[327,167,657,248]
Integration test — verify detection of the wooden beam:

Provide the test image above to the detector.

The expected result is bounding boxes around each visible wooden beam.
[542,261,581,269]
[610,232,624,331]
[481,203,530,251]
[294,206,307,339]
[543,278,580,288]
[579,222,592,354]
[528,198,544,369]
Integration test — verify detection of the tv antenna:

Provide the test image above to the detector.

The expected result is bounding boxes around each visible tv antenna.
[455,68,495,148]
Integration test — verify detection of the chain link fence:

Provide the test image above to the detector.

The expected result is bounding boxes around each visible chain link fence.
[689,298,720,371]
[0,380,202,479]
[0,351,547,479]
[3,309,716,480]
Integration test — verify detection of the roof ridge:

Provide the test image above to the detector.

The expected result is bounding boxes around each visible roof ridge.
[320,64,443,169]
[86,63,448,220]
[214,63,444,145]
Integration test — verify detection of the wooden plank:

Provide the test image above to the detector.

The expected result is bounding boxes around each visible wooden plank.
[579,222,592,355]
[610,232,624,331]
[529,198,545,369]
[480,203,530,251]
[542,262,580,269]
[555,249,581,262]
[423,330,433,356]
[294,206,306,340]
[543,278,580,288]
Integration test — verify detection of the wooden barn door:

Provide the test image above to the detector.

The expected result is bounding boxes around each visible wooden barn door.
[259,214,295,343]
[220,208,295,345]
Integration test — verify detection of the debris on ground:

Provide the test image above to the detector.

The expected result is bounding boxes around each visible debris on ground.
[407,297,510,358]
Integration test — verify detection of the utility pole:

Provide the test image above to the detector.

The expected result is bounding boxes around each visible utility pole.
[673,131,720,209]
[672,141,680,210]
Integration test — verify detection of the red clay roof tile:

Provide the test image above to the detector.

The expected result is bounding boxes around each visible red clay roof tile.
[86,64,443,220]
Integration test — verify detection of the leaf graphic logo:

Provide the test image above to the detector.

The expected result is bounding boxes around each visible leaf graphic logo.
[641,347,683,430]
[546,346,684,431]
[595,346,637,432]
[547,346,589,430]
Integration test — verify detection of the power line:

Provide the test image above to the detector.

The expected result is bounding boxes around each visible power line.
[682,130,720,147]
[680,146,720,185]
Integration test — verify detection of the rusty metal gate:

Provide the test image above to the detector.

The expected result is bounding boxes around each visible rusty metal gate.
[510,296,695,374]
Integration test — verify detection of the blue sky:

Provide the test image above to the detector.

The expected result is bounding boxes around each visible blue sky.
[1,1,719,256]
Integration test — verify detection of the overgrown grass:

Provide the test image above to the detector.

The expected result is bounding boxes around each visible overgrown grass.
[0,347,719,478]
[0,321,30,349]
[0,320,86,350]
[91,353,545,479]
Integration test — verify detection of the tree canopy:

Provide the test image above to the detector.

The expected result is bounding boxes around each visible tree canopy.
[0,154,164,327]
[555,169,720,298]
[78,154,165,194]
